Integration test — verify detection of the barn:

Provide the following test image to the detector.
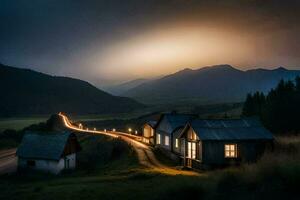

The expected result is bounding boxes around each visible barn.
[178,119,274,168]
[142,121,157,145]
[155,113,196,152]
[16,131,81,174]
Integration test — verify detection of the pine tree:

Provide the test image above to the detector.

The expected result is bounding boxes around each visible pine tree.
[242,93,254,116]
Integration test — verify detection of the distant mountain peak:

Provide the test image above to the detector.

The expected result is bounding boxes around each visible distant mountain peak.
[210,64,237,71]
[195,64,240,73]
[183,67,193,71]
[274,66,288,71]
[177,68,193,73]
[213,64,233,68]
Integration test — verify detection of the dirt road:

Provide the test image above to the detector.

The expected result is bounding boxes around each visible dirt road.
[0,148,17,175]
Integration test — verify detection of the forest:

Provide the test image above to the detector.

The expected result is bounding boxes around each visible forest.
[243,77,300,134]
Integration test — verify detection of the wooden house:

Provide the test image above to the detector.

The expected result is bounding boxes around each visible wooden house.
[142,121,157,145]
[178,119,274,168]
[155,113,196,152]
[16,131,81,174]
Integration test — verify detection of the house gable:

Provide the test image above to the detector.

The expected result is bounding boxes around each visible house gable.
[156,116,173,134]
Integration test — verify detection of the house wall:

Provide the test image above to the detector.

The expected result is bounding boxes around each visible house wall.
[143,125,155,144]
[202,140,269,165]
[155,131,171,150]
[172,137,181,154]
[65,153,76,169]
[143,124,152,138]
[18,153,76,174]
[156,117,172,150]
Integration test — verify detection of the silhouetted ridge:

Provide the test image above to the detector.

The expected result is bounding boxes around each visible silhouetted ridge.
[0,63,144,117]
[124,64,300,104]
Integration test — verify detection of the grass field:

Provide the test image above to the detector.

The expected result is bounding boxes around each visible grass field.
[0,118,48,132]
[0,134,299,200]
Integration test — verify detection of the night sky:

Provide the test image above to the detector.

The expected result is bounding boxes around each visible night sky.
[1,0,300,87]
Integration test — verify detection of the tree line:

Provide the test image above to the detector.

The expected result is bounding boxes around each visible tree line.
[243,77,300,134]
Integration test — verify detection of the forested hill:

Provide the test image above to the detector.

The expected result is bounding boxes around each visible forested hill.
[0,63,144,117]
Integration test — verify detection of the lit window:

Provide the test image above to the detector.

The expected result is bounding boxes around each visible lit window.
[157,134,161,144]
[175,139,179,148]
[165,136,169,146]
[143,138,149,143]
[192,143,196,159]
[225,144,237,158]
[151,129,154,136]
[187,142,197,159]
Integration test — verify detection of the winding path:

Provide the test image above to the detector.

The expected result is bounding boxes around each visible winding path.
[0,148,17,175]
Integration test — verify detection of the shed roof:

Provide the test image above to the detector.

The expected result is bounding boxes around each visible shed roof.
[187,119,273,140]
[16,131,75,161]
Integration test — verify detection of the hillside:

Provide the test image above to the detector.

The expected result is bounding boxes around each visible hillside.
[124,65,300,104]
[103,78,150,95]
[0,63,144,117]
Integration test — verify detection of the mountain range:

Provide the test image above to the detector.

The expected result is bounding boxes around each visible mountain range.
[123,65,300,104]
[0,63,144,117]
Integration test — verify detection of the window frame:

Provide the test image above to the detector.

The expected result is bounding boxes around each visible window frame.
[165,135,169,146]
[157,133,161,144]
[224,144,238,158]
[187,141,197,159]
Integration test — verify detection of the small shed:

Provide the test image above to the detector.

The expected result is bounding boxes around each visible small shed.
[16,131,81,174]
[179,119,274,168]
[142,121,157,144]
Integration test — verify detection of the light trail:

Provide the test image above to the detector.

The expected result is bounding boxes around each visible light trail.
[58,113,143,141]
[59,113,118,138]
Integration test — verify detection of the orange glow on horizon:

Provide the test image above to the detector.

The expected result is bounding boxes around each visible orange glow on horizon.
[88,21,257,79]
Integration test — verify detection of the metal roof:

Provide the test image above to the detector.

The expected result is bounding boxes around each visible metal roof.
[157,113,196,134]
[189,119,273,140]
[16,131,74,161]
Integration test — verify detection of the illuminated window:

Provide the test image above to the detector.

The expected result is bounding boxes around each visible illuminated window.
[157,134,161,144]
[165,136,169,146]
[225,144,237,158]
[175,139,179,148]
[150,129,154,136]
[143,138,150,143]
[192,143,196,159]
[188,142,196,159]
